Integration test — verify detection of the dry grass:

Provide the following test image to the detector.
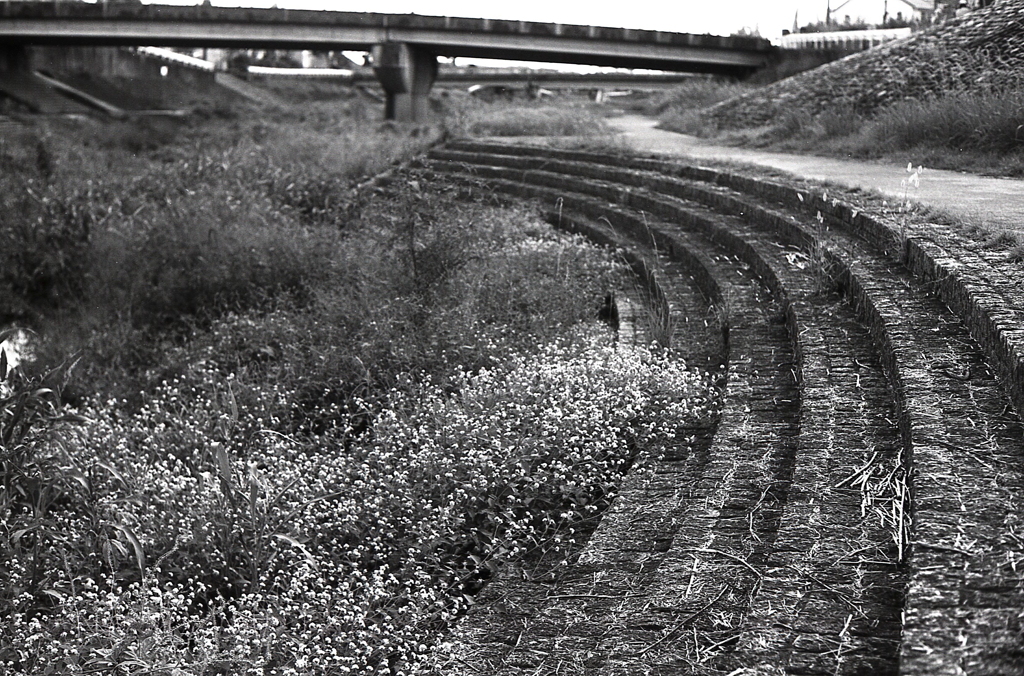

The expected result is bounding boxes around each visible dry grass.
[0,102,440,392]
[0,87,728,675]
[446,97,612,138]
[651,79,758,137]
[866,90,1024,155]
[686,84,1024,178]
[649,79,756,125]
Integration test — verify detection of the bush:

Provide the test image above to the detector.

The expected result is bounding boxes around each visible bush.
[2,114,437,377]
[2,97,720,676]
[448,100,611,137]
[1,181,719,674]
[652,79,757,136]
[0,159,95,315]
[84,183,335,328]
[648,79,755,118]
[815,108,865,140]
[865,89,1024,153]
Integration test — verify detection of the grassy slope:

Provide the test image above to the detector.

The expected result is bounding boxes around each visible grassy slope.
[654,2,1024,177]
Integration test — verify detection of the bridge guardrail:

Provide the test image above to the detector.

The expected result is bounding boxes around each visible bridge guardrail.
[778,27,912,50]
[135,46,214,72]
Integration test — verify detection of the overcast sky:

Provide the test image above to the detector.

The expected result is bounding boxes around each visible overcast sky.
[157,1,906,40]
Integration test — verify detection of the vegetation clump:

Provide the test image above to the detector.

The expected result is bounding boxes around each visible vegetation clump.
[444,96,612,138]
[0,98,717,674]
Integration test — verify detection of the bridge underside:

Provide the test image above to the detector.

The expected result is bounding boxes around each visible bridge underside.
[0,25,766,72]
[0,4,772,121]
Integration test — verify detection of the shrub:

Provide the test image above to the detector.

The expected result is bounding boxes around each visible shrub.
[815,108,865,140]
[448,101,611,137]
[652,79,757,136]
[866,89,1024,153]
[84,182,335,329]
[0,191,718,675]
[648,79,754,118]
[3,113,438,382]
[0,182,94,315]
[2,97,719,676]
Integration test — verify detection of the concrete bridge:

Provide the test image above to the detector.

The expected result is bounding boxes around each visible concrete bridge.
[0,1,772,121]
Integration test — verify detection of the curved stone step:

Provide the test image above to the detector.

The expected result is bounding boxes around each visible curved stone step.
[438,141,1024,422]
[428,173,802,671]
[429,168,806,673]
[625,181,906,675]
[418,185,735,674]
[575,153,1024,675]
[437,160,909,674]
[430,146,1024,673]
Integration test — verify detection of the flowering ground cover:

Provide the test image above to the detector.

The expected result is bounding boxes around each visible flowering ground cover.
[0,110,718,674]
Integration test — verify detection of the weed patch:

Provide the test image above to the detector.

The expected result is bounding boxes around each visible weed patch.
[1,103,719,674]
[652,79,758,136]
[865,89,1024,155]
[0,200,718,674]
[1,112,436,381]
[0,76,743,674]
[448,99,611,138]
[687,81,1024,176]
[1,331,714,675]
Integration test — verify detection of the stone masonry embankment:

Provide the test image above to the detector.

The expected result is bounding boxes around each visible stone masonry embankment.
[706,0,1024,129]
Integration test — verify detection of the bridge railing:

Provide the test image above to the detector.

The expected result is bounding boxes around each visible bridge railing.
[778,27,912,51]
[246,65,357,78]
[136,46,214,72]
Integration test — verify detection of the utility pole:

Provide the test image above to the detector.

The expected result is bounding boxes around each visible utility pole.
[826,0,854,25]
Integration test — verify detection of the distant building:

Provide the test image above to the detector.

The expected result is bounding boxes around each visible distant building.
[892,0,938,22]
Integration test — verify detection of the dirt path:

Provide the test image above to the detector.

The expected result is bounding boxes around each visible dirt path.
[607,114,1024,234]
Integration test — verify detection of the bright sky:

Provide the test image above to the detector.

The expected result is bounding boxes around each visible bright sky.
[161,0,905,40]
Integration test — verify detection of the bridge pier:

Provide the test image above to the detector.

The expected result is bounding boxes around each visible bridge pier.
[371,43,437,123]
[0,45,28,73]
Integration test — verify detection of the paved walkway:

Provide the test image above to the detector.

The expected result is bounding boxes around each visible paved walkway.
[607,115,1024,233]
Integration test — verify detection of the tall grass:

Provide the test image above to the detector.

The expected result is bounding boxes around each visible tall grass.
[0,111,437,383]
[445,97,612,137]
[647,79,755,117]
[865,89,1024,154]
[1,93,720,675]
[679,82,1024,177]
[0,183,717,676]
[666,63,1024,176]
[650,79,757,136]
[647,41,1024,175]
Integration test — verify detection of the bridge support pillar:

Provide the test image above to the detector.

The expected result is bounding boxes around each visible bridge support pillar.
[371,43,437,123]
[0,45,29,74]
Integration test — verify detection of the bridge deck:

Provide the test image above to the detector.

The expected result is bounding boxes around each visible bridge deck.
[0,2,771,74]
